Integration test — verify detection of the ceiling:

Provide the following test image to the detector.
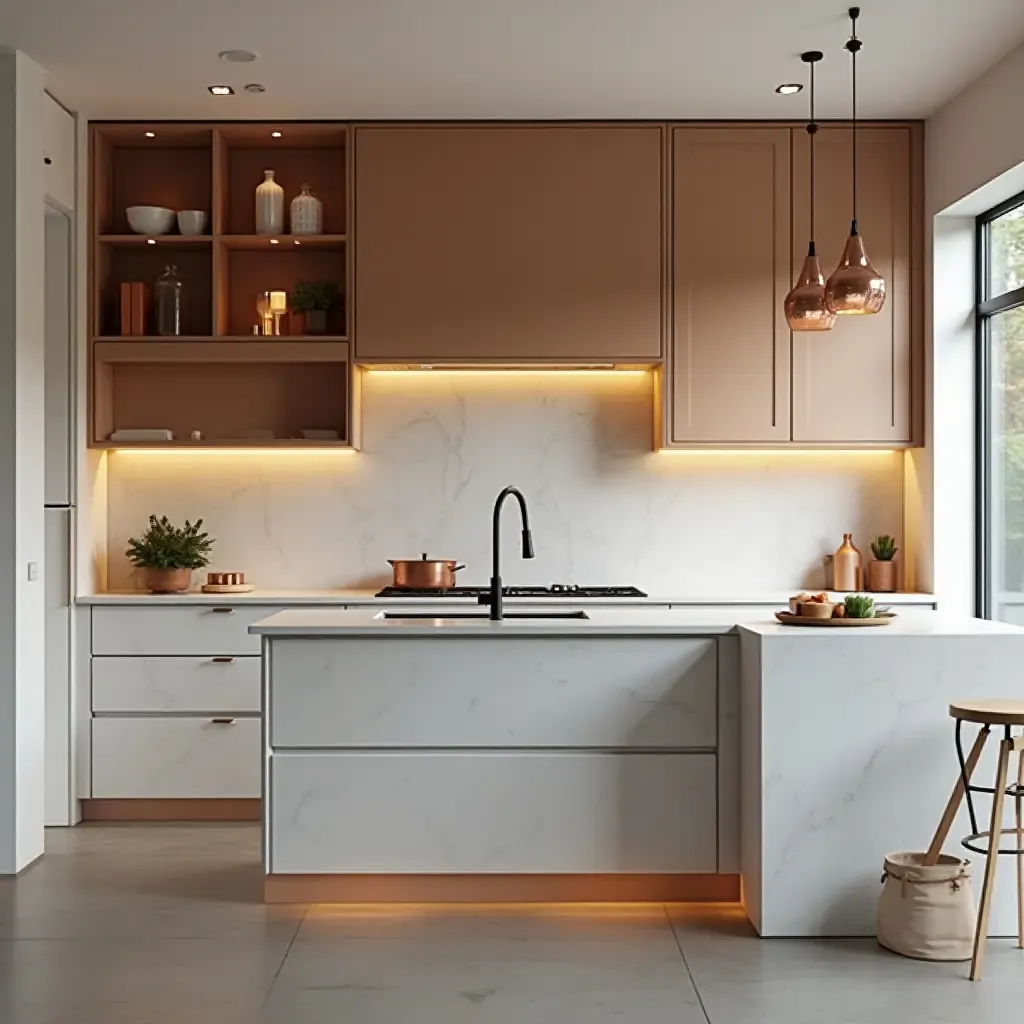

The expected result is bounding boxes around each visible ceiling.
[3,0,1024,121]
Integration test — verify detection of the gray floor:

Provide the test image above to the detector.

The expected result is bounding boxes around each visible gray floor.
[1,826,1022,1023]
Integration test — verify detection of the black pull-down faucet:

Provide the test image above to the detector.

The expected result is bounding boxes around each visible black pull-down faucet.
[488,486,535,620]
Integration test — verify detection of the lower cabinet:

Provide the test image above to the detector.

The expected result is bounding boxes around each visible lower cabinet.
[92,717,261,799]
[269,751,718,874]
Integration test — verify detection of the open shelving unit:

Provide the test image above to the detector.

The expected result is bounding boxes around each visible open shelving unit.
[89,123,358,449]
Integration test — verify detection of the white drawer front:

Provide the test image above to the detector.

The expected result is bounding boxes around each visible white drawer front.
[270,751,717,874]
[92,717,261,798]
[92,606,287,655]
[93,656,261,714]
[270,636,717,749]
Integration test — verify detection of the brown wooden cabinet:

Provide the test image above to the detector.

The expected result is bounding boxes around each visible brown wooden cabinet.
[790,125,922,444]
[353,125,664,363]
[667,127,792,444]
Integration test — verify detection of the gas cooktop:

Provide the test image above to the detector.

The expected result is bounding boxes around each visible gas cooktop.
[374,584,648,598]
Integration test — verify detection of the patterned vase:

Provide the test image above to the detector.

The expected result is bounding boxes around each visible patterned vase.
[289,184,323,236]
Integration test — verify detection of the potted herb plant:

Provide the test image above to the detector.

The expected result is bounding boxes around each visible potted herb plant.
[290,279,342,335]
[125,515,215,593]
[868,534,898,593]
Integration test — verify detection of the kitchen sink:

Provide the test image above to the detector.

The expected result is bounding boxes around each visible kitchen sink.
[380,610,590,620]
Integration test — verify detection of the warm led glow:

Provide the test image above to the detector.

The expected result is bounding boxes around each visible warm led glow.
[365,368,651,378]
[144,131,155,138]
[654,448,898,456]
[146,238,156,245]
[112,447,356,456]
[268,290,288,313]
[269,238,279,244]
[208,85,234,96]
[271,131,282,138]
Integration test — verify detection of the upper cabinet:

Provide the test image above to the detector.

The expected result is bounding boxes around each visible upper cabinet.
[668,127,791,444]
[43,93,75,212]
[791,125,922,445]
[353,125,664,363]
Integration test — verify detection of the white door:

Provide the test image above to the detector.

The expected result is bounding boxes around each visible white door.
[45,508,73,825]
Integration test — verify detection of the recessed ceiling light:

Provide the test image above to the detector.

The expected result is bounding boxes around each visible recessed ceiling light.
[775,83,803,95]
[218,49,258,63]
[294,240,300,245]
[244,83,266,94]
[146,239,156,245]
[271,131,282,138]
[208,85,234,96]
[269,238,278,244]
[144,131,155,138]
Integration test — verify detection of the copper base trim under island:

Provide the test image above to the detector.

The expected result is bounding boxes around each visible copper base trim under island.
[264,873,740,904]
[82,798,261,822]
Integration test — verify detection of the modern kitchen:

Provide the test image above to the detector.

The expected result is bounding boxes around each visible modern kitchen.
[4,2,1024,1021]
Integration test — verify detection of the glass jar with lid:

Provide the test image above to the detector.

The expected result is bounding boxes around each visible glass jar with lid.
[154,265,183,336]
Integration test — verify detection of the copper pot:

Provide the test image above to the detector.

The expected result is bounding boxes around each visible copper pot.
[388,553,465,590]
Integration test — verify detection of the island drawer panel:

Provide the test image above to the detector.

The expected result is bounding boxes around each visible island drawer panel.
[270,751,718,873]
[92,717,262,798]
[92,606,288,655]
[93,657,261,714]
[269,636,718,749]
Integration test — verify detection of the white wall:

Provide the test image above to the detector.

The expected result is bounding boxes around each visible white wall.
[0,49,47,874]
[104,372,905,595]
[919,39,1024,615]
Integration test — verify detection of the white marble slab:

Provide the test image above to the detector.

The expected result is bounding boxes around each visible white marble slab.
[741,629,1024,937]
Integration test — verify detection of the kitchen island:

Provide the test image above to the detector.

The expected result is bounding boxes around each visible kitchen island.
[251,607,1024,936]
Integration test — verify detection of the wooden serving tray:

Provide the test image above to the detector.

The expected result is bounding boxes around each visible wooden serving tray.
[201,583,255,594]
[775,611,894,627]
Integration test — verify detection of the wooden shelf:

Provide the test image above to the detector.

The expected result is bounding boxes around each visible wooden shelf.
[98,234,212,248]
[96,439,357,450]
[90,121,357,450]
[219,234,346,250]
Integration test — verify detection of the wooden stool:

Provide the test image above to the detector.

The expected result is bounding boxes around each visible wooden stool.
[926,700,1024,980]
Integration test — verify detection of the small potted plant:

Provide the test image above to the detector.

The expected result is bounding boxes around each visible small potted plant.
[125,515,215,593]
[868,534,898,593]
[844,594,876,619]
[290,279,342,335]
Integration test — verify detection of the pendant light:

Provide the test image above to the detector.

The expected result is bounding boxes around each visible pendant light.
[785,50,835,332]
[825,6,886,315]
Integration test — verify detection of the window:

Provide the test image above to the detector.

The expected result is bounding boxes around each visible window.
[978,191,1024,621]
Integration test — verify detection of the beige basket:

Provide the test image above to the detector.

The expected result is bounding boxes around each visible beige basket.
[877,852,975,961]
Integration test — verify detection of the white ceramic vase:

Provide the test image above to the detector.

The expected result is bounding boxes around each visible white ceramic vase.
[289,184,323,236]
[255,169,284,235]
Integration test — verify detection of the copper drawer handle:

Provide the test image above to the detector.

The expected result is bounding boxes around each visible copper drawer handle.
[210,607,235,615]
[211,657,236,664]
[209,718,236,725]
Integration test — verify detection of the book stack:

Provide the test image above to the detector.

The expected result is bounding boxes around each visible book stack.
[119,282,151,335]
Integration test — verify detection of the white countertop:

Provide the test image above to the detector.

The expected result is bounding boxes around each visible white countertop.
[77,588,937,607]
[248,606,991,639]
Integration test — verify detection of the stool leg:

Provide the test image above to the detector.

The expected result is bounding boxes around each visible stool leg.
[1016,749,1024,950]
[971,737,1012,981]
[925,725,990,866]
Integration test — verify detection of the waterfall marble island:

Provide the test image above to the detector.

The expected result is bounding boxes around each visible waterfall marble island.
[250,607,1024,935]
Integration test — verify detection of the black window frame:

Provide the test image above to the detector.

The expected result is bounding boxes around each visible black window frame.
[976,188,1024,618]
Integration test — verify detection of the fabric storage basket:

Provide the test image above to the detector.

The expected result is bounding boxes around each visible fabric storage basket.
[877,851,975,961]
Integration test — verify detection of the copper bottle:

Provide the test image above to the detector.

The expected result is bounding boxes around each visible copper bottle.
[833,533,862,592]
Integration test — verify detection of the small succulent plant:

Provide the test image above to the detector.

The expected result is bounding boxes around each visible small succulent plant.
[844,594,876,619]
[870,535,898,561]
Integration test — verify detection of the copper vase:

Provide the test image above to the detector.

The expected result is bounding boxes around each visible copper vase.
[825,227,886,315]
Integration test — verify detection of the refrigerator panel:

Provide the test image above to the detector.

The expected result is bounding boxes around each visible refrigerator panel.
[45,507,73,825]
[44,207,73,507]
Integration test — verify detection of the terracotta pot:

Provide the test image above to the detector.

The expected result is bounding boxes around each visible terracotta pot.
[141,567,192,593]
[868,559,897,593]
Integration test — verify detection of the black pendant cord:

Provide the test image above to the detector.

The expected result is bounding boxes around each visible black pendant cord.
[809,57,817,252]
[848,7,862,235]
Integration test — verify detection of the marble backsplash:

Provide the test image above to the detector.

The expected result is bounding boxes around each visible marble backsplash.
[105,371,905,594]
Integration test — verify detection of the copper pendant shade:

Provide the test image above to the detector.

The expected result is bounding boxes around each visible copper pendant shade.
[825,7,886,315]
[785,50,834,332]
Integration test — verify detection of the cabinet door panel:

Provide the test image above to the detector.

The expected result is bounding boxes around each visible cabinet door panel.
[354,125,663,362]
[671,128,791,443]
[792,127,915,443]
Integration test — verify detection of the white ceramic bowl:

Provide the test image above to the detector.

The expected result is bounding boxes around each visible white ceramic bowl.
[176,210,208,235]
[126,205,175,235]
